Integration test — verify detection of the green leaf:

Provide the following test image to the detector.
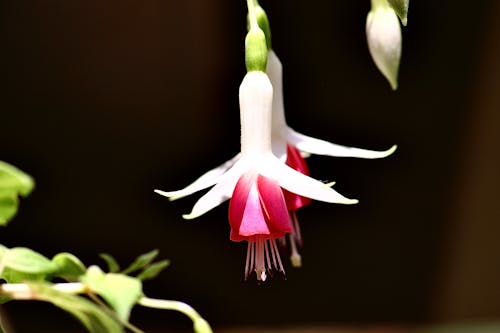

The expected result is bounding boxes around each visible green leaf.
[121,249,158,275]
[0,161,35,226]
[0,292,12,305]
[1,247,57,276]
[28,282,124,333]
[1,269,47,283]
[99,253,120,273]
[81,266,142,322]
[0,195,17,227]
[387,0,409,26]
[136,260,170,281]
[53,252,86,281]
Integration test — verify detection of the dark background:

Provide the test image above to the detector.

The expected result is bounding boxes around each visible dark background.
[1,0,499,331]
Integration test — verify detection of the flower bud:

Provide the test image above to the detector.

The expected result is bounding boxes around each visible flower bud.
[245,28,268,72]
[366,3,402,90]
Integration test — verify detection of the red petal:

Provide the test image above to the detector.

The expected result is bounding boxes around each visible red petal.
[286,144,310,176]
[229,170,270,241]
[257,174,292,238]
[283,144,313,210]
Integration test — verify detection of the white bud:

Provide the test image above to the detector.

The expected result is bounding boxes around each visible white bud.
[366,5,402,90]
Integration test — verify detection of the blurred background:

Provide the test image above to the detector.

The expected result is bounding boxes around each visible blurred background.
[1,0,499,331]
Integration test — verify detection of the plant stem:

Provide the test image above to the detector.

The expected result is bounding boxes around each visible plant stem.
[246,0,258,29]
[138,296,202,323]
[1,282,86,299]
[371,0,389,9]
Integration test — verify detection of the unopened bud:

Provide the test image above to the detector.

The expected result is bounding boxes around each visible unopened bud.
[245,28,268,72]
[366,3,402,90]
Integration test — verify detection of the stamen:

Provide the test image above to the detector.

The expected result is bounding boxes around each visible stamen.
[288,233,302,268]
[278,237,287,250]
[270,239,285,276]
[255,238,266,281]
[250,240,255,277]
[264,239,272,273]
[244,241,252,280]
[291,212,303,247]
[269,239,278,270]
[243,237,289,282]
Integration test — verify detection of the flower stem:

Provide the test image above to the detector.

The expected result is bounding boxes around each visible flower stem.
[138,296,213,333]
[138,297,199,321]
[246,0,258,29]
[371,0,389,9]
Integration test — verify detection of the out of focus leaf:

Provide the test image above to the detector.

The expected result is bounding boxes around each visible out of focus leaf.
[0,293,12,305]
[29,282,124,333]
[99,253,120,273]
[53,252,86,281]
[1,269,47,283]
[136,260,170,281]
[122,250,158,275]
[2,247,57,276]
[82,266,142,322]
[0,161,34,226]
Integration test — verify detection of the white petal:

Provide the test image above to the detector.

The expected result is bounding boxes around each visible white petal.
[155,153,241,201]
[258,155,358,205]
[287,128,397,159]
[182,161,249,220]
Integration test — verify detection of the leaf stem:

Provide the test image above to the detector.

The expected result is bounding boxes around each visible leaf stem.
[1,282,86,299]
[138,296,212,332]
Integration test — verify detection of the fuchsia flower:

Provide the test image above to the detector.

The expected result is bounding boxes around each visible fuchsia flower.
[267,50,396,267]
[266,50,397,162]
[156,70,357,280]
[155,51,395,205]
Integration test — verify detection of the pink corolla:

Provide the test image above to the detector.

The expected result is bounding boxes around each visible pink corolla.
[229,170,291,281]
[156,70,357,280]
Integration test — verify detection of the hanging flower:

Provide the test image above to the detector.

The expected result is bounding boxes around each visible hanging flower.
[157,51,396,203]
[157,50,396,272]
[266,49,396,267]
[267,50,397,161]
[156,70,357,280]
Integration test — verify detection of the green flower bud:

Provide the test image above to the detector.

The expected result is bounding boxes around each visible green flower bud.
[245,28,268,72]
